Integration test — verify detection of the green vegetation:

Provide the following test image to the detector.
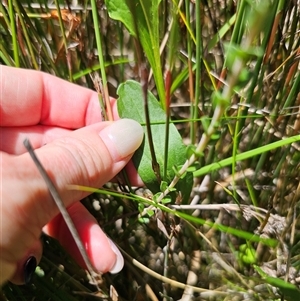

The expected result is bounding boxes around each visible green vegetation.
[1,0,300,300]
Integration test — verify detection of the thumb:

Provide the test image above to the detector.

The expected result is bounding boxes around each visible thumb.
[1,119,143,282]
[20,118,144,218]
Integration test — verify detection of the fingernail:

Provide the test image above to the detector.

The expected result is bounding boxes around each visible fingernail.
[24,256,37,284]
[99,119,144,160]
[107,238,124,274]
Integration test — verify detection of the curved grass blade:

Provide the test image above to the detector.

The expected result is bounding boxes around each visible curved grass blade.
[70,185,278,248]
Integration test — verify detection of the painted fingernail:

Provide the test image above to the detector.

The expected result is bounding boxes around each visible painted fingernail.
[24,256,37,284]
[107,239,124,274]
[99,119,144,160]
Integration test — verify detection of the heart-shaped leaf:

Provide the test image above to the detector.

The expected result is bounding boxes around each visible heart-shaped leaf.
[117,80,192,201]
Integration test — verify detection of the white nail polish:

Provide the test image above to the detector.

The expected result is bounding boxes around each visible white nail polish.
[107,238,124,274]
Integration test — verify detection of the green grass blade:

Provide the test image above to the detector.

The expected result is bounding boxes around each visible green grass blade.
[8,0,19,66]
[193,135,300,177]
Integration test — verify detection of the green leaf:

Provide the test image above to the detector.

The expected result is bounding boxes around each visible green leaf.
[254,265,300,301]
[105,0,165,108]
[104,0,137,36]
[160,181,169,192]
[161,196,172,204]
[117,80,192,198]
[138,217,150,224]
[138,203,144,213]
[146,209,155,217]
[238,244,257,265]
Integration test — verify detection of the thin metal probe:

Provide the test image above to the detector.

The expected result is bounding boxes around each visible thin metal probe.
[23,138,101,288]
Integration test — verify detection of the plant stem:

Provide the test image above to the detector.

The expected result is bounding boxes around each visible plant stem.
[156,2,274,203]
[190,0,202,144]
[13,3,39,69]
[8,0,19,66]
[91,0,113,121]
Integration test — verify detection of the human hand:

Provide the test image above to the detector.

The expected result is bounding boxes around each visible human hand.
[0,66,144,285]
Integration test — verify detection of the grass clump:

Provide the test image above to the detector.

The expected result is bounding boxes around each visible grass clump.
[1,0,300,300]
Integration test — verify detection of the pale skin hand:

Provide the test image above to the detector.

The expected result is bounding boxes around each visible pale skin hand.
[0,66,144,285]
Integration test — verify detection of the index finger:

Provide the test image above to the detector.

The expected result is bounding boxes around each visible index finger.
[0,65,102,128]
